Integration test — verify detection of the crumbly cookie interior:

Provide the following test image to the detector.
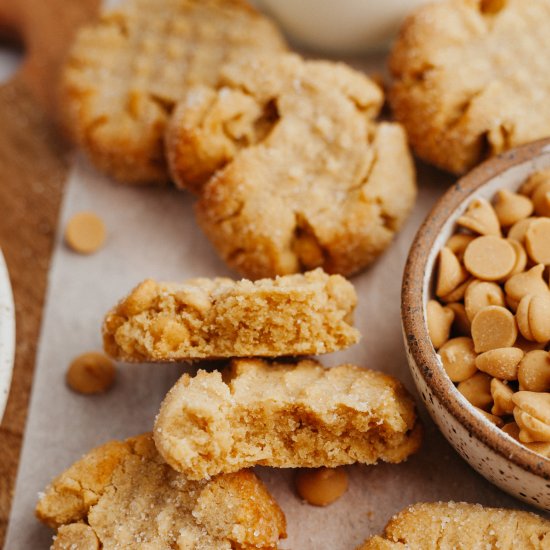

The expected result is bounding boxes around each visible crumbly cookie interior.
[155,359,422,479]
[103,269,360,361]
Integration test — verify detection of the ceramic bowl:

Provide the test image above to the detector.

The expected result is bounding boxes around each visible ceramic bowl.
[402,139,550,511]
[0,248,15,423]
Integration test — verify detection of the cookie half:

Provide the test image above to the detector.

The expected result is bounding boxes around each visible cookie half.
[358,501,550,549]
[60,0,286,184]
[154,358,422,479]
[167,53,417,278]
[390,0,550,174]
[103,269,360,362]
[36,433,286,549]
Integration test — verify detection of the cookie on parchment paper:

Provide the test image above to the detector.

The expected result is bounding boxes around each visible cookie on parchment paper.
[36,433,286,549]
[167,53,417,279]
[60,0,286,185]
[102,269,359,362]
[358,501,550,549]
[390,0,550,175]
[154,358,422,480]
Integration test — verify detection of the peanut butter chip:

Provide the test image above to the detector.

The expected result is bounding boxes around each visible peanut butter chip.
[505,239,527,278]
[65,211,106,254]
[493,189,533,227]
[457,198,501,236]
[295,467,348,506]
[447,302,471,335]
[438,337,477,382]
[525,218,550,264]
[446,234,475,259]
[464,280,504,322]
[471,306,517,353]
[475,347,523,381]
[463,236,516,281]
[518,350,550,392]
[513,391,550,442]
[457,372,492,410]
[436,247,468,298]
[426,300,454,349]
[490,378,515,416]
[475,407,504,427]
[66,352,116,394]
[504,264,549,302]
[516,293,550,342]
[532,181,550,217]
[507,217,536,243]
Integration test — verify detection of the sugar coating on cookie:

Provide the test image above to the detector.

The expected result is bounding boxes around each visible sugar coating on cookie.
[61,0,286,185]
[390,0,550,175]
[167,53,417,278]
[103,269,360,362]
[154,358,422,480]
[357,501,550,549]
[36,433,286,549]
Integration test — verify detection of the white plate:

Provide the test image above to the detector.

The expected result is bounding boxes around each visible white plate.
[0,248,15,423]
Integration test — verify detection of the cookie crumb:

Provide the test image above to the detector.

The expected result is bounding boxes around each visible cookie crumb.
[64,212,106,254]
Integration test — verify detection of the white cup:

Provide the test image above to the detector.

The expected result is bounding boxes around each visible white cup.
[256,0,437,54]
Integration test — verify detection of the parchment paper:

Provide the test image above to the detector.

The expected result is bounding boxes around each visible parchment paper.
[4,47,541,550]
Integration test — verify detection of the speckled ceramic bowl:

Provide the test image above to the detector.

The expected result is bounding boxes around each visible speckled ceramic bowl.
[0,248,15,423]
[402,139,550,511]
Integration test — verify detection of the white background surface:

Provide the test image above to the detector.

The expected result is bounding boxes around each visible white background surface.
[3,2,546,547]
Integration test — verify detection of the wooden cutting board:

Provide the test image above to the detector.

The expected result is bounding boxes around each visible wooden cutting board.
[0,0,99,543]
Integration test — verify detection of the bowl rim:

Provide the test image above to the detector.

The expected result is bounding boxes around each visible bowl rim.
[402,138,550,480]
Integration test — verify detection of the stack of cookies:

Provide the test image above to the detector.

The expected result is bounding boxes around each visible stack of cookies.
[60,0,418,281]
[36,269,422,548]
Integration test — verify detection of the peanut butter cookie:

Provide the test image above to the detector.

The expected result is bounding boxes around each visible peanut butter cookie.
[103,269,359,362]
[36,433,286,549]
[167,53,417,278]
[390,0,550,174]
[61,0,286,184]
[154,358,422,479]
[358,501,550,549]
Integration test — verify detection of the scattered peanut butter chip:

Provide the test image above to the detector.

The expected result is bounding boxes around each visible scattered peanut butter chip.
[66,352,116,394]
[518,350,550,392]
[438,337,477,382]
[532,181,550,217]
[475,347,523,381]
[464,280,504,322]
[525,218,550,264]
[457,372,492,410]
[507,217,536,243]
[504,264,548,302]
[474,407,504,427]
[505,239,527,278]
[463,236,516,281]
[470,306,517,353]
[456,198,501,236]
[445,234,475,259]
[447,302,471,335]
[426,300,454,349]
[65,211,106,254]
[493,189,533,227]
[295,467,348,506]
[436,247,468,298]
[490,378,515,416]
[514,336,546,354]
